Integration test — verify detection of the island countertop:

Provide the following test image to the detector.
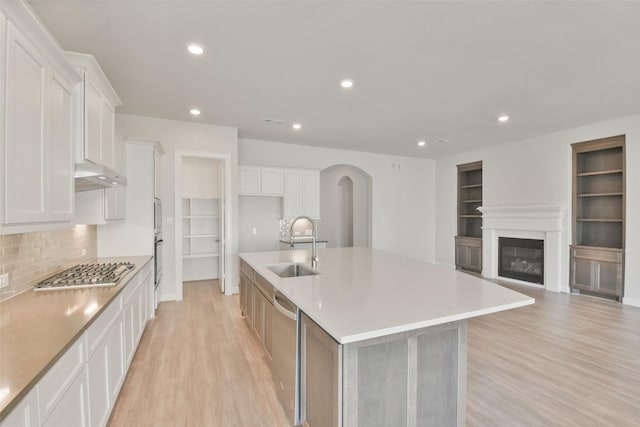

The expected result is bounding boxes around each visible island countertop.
[239,247,534,344]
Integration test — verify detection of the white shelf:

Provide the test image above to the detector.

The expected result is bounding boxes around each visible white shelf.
[184,253,219,259]
[182,197,221,280]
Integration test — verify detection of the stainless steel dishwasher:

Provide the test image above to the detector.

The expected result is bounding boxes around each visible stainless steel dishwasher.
[271,290,299,425]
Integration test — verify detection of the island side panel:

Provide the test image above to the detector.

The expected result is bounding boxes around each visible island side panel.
[342,320,467,427]
[300,312,343,427]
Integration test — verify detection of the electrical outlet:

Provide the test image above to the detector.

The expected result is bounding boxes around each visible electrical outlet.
[81,249,87,257]
[0,274,9,290]
[252,228,257,235]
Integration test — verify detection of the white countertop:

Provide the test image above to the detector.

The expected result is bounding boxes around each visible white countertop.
[240,247,534,344]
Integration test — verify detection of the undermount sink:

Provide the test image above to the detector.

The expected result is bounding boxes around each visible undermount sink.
[267,263,319,278]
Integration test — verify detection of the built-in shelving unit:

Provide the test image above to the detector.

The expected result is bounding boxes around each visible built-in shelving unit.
[182,198,220,281]
[455,161,483,273]
[570,135,625,300]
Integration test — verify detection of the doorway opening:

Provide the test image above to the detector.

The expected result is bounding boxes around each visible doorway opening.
[320,164,372,248]
[175,152,230,300]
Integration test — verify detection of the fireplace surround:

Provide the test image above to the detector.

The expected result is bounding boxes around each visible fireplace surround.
[478,205,566,292]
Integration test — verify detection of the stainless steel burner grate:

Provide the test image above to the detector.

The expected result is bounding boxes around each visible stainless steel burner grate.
[35,262,135,290]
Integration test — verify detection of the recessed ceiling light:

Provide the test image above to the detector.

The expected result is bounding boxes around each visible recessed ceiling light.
[190,108,201,116]
[187,44,204,55]
[417,140,426,147]
[498,115,509,122]
[292,123,302,130]
[340,79,354,89]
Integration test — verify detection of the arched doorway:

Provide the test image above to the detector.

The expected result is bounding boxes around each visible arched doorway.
[319,164,372,248]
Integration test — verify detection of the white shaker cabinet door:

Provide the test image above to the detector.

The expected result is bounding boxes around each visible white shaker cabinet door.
[47,68,75,221]
[0,387,39,427]
[85,79,103,165]
[108,316,125,401]
[42,371,89,427]
[4,21,47,223]
[86,340,111,427]
[261,167,284,195]
[239,165,261,195]
[284,169,303,218]
[302,170,320,219]
[100,99,115,169]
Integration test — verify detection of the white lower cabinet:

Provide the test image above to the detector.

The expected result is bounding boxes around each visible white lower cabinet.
[0,388,39,427]
[86,341,110,427]
[37,337,87,427]
[107,318,125,402]
[85,313,124,427]
[0,261,153,427]
[42,372,88,427]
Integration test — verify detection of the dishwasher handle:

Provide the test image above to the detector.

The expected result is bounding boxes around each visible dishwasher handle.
[274,294,297,321]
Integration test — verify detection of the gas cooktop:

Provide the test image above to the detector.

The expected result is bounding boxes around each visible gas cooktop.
[35,262,135,291]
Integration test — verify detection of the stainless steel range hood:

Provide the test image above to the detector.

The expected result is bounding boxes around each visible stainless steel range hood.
[75,162,127,192]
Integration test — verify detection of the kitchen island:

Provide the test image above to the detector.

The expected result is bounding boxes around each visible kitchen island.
[239,247,534,427]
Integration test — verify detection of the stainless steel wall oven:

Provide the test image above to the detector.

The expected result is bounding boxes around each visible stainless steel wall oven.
[154,198,163,289]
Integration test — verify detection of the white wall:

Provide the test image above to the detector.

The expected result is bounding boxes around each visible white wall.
[435,113,640,307]
[117,114,238,301]
[320,165,371,248]
[182,157,220,199]
[238,196,282,252]
[239,138,437,261]
[97,143,155,257]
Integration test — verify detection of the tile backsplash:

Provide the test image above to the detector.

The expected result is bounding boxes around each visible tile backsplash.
[0,225,97,301]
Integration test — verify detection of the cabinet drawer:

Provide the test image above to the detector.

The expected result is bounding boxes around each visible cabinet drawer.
[254,273,273,304]
[120,274,141,304]
[571,246,622,263]
[38,336,86,422]
[137,262,151,284]
[86,295,122,356]
[240,259,254,281]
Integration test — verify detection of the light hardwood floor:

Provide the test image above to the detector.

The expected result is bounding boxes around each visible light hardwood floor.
[467,281,640,426]
[109,279,640,426]
[108,280,289,427]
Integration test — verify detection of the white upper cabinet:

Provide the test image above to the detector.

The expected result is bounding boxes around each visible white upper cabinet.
[283,169,303,218]
[75,123,127,224]
[113,124,126,175]
[282,169,321,219]
[47,67,75,221]
[4,20,48,224]
[239,165,284,196]
[239,166,261,195]
[0,2,81,233]
[261,167,285,195]
[65,51,122,171]
[301,169,320,219]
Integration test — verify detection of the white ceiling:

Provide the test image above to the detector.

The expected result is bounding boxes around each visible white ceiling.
[29,1,640,159]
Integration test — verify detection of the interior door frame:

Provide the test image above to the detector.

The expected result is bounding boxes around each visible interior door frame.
[175,151,232,300]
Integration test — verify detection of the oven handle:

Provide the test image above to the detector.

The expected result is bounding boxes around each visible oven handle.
[273,294,297,321]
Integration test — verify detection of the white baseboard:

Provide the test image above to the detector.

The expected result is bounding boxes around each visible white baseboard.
[435,262,456,270]
[226,285,239,296]
[623,297,640,308]
[159,292,177,302]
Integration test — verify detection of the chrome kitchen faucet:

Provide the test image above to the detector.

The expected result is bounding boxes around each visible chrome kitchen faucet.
[289,215,318,269]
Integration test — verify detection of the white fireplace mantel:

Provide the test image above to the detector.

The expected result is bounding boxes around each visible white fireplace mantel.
[478,204,567,292]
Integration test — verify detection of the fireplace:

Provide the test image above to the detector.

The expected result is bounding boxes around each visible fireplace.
[498,237,544,285]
